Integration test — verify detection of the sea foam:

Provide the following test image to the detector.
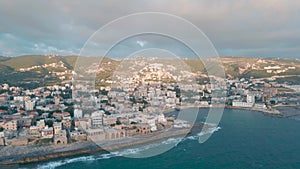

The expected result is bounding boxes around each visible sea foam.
[186,126,221,141]
[36,127,220,168]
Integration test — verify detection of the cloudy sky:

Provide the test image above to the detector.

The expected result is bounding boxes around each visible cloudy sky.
[0,0,299,58]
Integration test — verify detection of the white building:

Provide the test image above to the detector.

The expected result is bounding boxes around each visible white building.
[41,127,54,138]
[25,100,35,111]
[232,100,253,108]
[0,131,4,138]
[145,118,157,131]
[91,110,105,128]
[54,97,60,105]
[37,119,46,130]
[74,109,83,118]
[254,103,267,109]
[247,94,255,104]
[91,116,103,128]
[14,96,25,102]
[157,114,167,123]
[53,122,62,134]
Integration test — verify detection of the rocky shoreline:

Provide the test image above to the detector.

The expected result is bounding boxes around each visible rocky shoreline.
[179,105,282,116]
[225,105,281,115]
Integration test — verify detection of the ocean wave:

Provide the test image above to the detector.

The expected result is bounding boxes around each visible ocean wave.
[198,126,221,137]
[112,137,182,157]
[37,137,184,168]
[36,133,202,168]
[36,153,120,169]
[186,135,198,140]
[186,126,221,141]
[161,137,182,145]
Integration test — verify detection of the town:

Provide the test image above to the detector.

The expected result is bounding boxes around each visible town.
[0,59,299,147]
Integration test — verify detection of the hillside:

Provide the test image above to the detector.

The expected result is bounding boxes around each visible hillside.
[0,56,11,62]
[0,55,74,88]
[220,57,300,79]
[0,64,14,75]
[0,55,300,88]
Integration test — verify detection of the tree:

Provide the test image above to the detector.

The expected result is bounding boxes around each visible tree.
[0,106,8,111]
[64,107,74,117]
[30,94,36,99]
[175,86,181,98]
[46,95,54,99]
[142,99,148,105]
[45,120,53,127]
[100,89,108,95]
[116,119,122,125]
[37,109,45,116]
[104,111,111,115]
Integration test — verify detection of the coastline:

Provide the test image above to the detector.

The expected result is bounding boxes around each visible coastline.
[225,105,281,116]
[0,128,190,165]
[175,104,282,116]
[0,105,288,166]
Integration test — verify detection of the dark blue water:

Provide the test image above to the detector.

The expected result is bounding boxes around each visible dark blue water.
[22,109,300,169]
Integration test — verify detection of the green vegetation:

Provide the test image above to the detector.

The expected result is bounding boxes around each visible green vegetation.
[279,69,300,76]
[0,64,13,74]
[242,70,275,78]
[1,55,300,88]
[183,59,206,73]
[116,119,122,125]
[61,55,78,69]
[0,56,11,62]
[225,64,240,78]
[3,55,62,70]
[275,76,300,85]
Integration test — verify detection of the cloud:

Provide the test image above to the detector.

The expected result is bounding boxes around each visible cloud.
[0,0,299,58]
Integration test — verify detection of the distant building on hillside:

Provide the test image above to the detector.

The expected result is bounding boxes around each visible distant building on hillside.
[74,109,83,118]
[25,100,35,111]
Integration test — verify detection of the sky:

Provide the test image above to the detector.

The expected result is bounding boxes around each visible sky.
[0,0,299,58]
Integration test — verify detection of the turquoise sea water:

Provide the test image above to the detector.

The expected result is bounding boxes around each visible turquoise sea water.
[21,108,300,169]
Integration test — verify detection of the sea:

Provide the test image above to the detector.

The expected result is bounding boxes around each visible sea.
[19,108,300,169]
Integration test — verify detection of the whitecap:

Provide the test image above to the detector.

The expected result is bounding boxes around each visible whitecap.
[36,153,118,169]
[186,126,221,140]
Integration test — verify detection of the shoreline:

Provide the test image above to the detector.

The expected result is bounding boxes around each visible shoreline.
[0,128,190,165]
[225,105,282,116]
[0,105,289,166]
[175,104,282,116]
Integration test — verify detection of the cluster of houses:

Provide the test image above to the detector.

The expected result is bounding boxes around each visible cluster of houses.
[19,58,73,81]
[0,81,181,146]
[263,65,296,74]
[227,78,298,110]
[0,60,299,147]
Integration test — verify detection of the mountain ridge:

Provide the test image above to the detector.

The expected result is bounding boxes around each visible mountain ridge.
[0,55,299,88]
